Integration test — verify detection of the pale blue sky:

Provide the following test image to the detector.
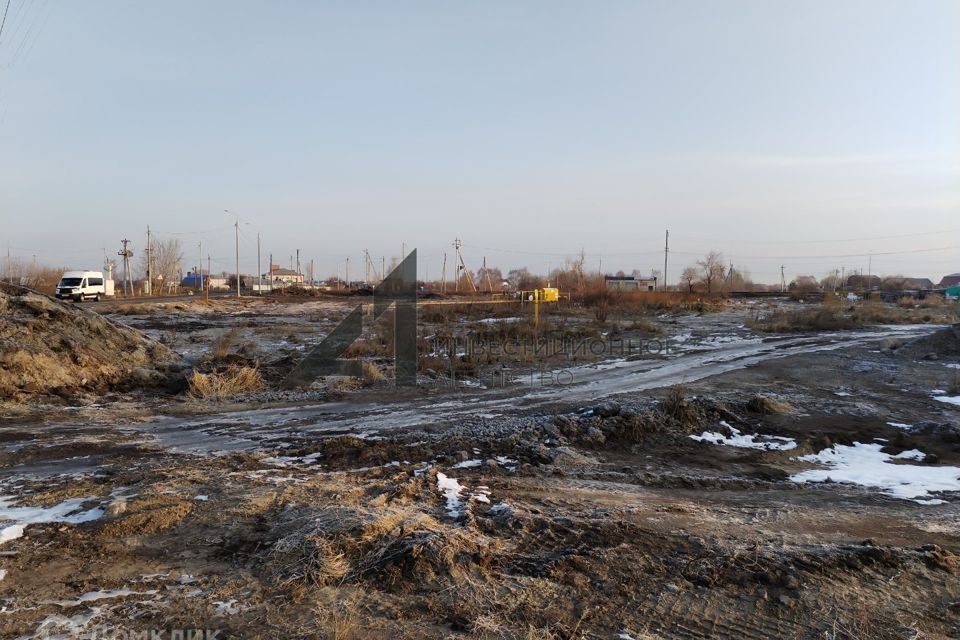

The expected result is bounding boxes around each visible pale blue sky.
[1,0,958,283]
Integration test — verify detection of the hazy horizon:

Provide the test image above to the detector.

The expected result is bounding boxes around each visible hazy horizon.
[1,1,958,284]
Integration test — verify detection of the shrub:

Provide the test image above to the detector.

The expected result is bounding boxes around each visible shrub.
[188,365,264,400]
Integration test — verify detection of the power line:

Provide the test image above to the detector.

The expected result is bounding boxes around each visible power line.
[0,0,12,44]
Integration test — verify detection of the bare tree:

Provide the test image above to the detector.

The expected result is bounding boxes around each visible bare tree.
[140,238,184,293]
[680,266,698,293]
[697,250,726,294]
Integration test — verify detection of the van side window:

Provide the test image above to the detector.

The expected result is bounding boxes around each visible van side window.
[88,277,103,286]
[81,279,87,288]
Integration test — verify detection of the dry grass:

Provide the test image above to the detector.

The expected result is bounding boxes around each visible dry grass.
[747,395,794,414]
[187,365,264,400]
[361,361,383,384]
[748,307,856,333]
[211,328,240,360]
[272,532,351,587]
[662,383,698,426]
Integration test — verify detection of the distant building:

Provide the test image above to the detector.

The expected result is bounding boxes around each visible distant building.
[938,273,960,288]
[880,276,935,291]
[181,273,206,288]
[605,274,657,292]
[845,274,881,291]
[265,267,304,285]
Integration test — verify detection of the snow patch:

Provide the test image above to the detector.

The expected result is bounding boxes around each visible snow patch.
[53,588,158,608]
[790,442,960,502]
[451,459,482,469]
[887,422,913,430]
[0,496,105,546]
[436,473,465,517]
[690,421,797,451]
[934,395,960,406]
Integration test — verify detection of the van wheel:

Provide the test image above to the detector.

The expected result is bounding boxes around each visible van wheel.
[93,294,100,302]
[75,295,83,303]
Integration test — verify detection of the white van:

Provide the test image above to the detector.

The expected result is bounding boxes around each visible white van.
[55,271,107,302]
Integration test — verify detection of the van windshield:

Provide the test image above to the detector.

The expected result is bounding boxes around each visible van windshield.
[59,278,82,287]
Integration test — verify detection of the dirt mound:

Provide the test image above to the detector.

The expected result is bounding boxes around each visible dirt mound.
[0,286,182,401]
[898,323,960,359]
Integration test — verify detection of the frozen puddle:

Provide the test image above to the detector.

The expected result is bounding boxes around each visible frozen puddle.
[0,496,105,545]
[933,395,960,407]
[435,473,491,518]
[790,442,960,504]
[690,421,797,451]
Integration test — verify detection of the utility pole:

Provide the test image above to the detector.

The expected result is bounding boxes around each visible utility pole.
[309,259,313,287]
[257,233,262,295]
[483,256,493,293]
[234,218,240,297]
[364,249,370,284]
[296,249,301,277]
[269,253,273,291]
[198,241,203,292]
[345,257,350,289]
[780,265,786,293]
[206,254,211,301]
[118,239,133,297]
[441,253,447,294]
[145,226,152,295]
[663,229,669,291]
[453,238,476,293]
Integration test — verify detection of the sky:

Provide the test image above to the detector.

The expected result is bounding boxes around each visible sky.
[1,0,958,284]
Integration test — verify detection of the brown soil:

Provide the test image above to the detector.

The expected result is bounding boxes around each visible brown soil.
[0,285,182,402]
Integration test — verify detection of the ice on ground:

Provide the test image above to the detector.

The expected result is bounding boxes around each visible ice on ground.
[29,608,104,639]
[214,599,249,615]
[0,496,105,545]
[489,502,512,515]
[194,495,209,501]
[54,588,158,607]
[893,449,926,461]
[934,395,960,406]
[477,317,521,324]
[690,421,797,451]
[834,391,852,397]
[887,422,913,430]
[436,473,491,516]
[451,459,482,469]
[944,363,960,369]
[790,442,960,502]
[436,473,465,517]
[0,568,6,581]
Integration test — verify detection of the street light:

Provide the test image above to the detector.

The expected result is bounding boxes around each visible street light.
[225,209,240,298]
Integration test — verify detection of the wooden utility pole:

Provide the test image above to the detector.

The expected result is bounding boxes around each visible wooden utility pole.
[118,239,133,297]
[257,233,262,295]
[780,265,786,292]
[345,257,350,289]
[453,238,476,293]
[663,229,669,291]
[198,241,203,293]
[441,253,447,294]
[145,226,152,295]
[206,254,211,301]
[234,219,240,298]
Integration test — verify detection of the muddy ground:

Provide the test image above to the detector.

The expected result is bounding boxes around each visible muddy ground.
[0,295,958,639]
